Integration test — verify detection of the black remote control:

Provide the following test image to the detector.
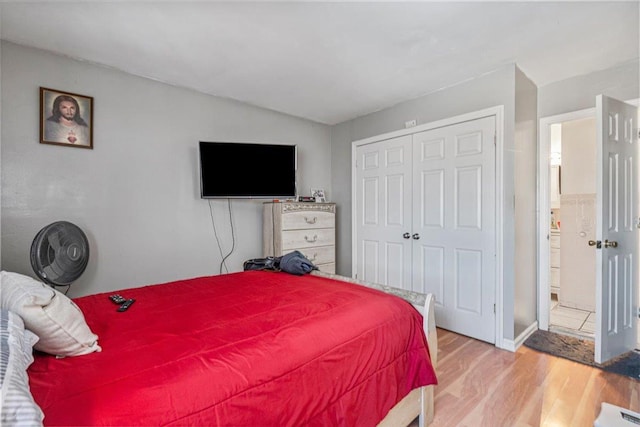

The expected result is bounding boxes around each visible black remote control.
[109,294,126,304]
[117,299,135,312]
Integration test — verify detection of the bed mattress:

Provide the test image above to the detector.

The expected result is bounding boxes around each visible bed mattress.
[28,271,436,426]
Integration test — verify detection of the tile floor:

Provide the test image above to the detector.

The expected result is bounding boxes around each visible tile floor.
[549,295,595,339]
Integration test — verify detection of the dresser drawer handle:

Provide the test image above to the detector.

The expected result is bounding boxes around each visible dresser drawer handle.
[304,235,318,243]
[307,253,318,262]
[304,216,317,224]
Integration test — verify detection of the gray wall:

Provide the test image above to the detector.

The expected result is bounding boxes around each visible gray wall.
[539,60,639,118]
[513,68,538,337]
[1,41,332,297]
[331,64,519,342]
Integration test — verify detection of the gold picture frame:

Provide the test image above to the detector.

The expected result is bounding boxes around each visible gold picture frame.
[40,87,93,149]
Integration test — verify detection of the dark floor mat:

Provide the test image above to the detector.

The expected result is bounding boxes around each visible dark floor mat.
[523,329,640,381]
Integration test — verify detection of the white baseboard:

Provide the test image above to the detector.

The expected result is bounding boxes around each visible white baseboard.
[502,321,538,352]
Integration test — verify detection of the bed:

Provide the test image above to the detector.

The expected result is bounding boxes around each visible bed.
[2,269,437,426]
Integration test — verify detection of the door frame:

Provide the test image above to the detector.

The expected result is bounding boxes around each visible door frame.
[351,105,506,349]
[537,99,639,333]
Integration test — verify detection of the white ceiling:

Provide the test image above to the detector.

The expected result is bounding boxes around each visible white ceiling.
[1,1,638,125]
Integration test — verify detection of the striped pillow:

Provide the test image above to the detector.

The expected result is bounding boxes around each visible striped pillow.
[0,309,44,426]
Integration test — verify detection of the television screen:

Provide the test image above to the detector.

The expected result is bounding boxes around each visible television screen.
[199,141,297,199]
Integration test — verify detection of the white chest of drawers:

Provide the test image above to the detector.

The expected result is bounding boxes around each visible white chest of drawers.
[263,202,336,273]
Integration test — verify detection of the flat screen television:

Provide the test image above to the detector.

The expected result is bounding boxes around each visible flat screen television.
[199,141,297,199]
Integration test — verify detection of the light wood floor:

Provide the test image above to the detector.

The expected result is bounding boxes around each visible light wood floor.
[428,328,640,426]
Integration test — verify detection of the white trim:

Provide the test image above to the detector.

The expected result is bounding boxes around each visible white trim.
[351,105,506,349]
[351,143,358,279]
[352,106,504,147]
[503,321,538,352]
[494,107,506,351]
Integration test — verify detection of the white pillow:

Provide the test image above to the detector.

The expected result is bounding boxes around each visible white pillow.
[0,271,101,357]
[0,308,44,426]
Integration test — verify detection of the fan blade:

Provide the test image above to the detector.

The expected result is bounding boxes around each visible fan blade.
[47,230,62,251]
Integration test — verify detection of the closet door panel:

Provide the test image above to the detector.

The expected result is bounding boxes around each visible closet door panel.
[355,135,412,290]
[386,173,405,226]
[455,166,482,229]
[361,239,379,284]
[455,248,483,314]
[413,115,496,344]
[420,169,444,229]
[416,245,445,301]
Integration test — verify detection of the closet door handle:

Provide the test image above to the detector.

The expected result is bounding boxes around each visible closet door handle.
[412,233,420,240]
[403,233,411,239]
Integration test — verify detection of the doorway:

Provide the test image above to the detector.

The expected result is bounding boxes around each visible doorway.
[538,98,640,352]
[539,107,595,337]
[547,117,597,340]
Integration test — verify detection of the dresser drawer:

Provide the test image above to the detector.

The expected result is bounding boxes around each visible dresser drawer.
[293,245,335,266]
[282,229,335,250]
[264,202,337,270]
[281,211,335,230]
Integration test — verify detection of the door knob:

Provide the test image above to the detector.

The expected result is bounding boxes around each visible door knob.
[412,233,420,240]
[588,240,602,248]
[604,240,618,248]
[403,232,410,239]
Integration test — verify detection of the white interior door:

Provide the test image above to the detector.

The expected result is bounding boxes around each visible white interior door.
[412,116,496,343]
[595,94,638,364]
[354,135,413,288]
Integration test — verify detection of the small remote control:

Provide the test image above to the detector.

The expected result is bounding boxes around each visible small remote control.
[109,294,126,304]
[117,299,135,312]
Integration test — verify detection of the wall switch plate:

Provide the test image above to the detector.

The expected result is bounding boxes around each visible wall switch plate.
[405,119,417,128]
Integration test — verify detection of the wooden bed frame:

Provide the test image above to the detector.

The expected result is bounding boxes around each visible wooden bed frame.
[310,271,437,426]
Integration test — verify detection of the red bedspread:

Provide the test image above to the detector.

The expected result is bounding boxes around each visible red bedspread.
[28,271,437,426]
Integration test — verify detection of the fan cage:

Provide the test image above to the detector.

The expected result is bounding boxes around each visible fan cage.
[30,221,89,287]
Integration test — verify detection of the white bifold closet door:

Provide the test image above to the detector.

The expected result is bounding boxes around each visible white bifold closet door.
[355,115,496,343]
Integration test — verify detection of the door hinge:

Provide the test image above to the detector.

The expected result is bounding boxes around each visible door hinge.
[637,307,640,319]
[494,303,496,314]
